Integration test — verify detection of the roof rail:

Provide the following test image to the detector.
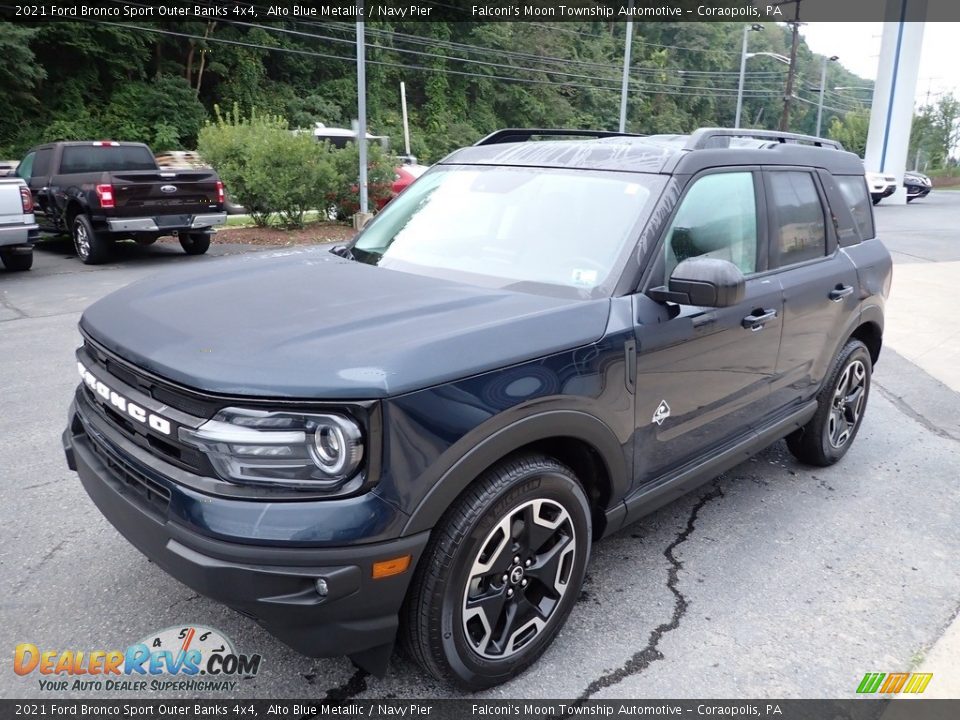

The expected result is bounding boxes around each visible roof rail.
[686,128,844,151]
[474,128,645,146]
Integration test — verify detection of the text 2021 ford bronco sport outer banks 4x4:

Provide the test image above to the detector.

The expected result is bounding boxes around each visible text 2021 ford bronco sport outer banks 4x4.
[64,127,891,689]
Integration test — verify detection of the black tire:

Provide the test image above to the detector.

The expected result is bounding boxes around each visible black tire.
[0,248,33,271]
[402,453,591,690]
[786,339,872,467]
[72,214,110,265]
[179,232,211,256]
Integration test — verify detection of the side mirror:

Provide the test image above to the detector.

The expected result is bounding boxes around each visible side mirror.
[649,257,746,307]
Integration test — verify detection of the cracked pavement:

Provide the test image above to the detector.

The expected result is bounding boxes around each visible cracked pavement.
[3,197,960,700]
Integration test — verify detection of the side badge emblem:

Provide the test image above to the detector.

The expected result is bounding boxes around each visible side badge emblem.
[652,400,671,426]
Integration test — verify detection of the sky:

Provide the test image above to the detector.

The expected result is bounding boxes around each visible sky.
[801,22,959,108]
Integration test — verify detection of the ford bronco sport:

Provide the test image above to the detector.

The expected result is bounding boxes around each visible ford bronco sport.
[63,127,891,689]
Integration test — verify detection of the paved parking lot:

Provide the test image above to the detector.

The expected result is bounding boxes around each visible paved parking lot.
[2,199,960,700]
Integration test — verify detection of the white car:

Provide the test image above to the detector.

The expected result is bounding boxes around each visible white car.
[865,171,897,205]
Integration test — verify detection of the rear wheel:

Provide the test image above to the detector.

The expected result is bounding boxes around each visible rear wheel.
[179,231,210,256]
[787,339,872,466]
[72,214,110,265]
[402,454,591,690]
[0,247,33,271]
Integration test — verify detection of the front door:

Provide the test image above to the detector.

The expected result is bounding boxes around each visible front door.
[630,169,784,488]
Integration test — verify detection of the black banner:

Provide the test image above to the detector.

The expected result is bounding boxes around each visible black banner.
[0,0,957,24]
[3,700,960,720]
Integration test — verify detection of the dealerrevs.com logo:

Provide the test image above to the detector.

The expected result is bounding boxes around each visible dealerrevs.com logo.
[14,626,262,693]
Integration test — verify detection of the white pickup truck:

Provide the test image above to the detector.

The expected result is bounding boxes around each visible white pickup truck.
[0,177,38,271]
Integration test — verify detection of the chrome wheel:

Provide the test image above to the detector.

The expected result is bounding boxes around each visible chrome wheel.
[828,359,867,449]
[461,498,577,659]
[74,221,90,259]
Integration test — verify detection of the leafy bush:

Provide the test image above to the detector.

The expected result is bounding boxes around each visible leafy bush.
[328,141,396,220]
[198,105,339,228]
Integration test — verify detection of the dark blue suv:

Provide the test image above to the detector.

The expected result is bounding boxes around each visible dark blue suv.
[63,128,891,689]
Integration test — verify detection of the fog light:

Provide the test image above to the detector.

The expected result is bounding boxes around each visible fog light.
[315,578,329,597]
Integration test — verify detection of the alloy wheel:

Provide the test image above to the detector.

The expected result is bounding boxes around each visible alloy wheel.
[74,222,90,259]
[461,498,577,659]
[828,359,867,449]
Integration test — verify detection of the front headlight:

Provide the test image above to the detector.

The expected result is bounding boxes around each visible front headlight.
[179,407,364,490]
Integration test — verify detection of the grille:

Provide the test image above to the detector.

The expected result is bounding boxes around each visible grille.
[83,417,171,515]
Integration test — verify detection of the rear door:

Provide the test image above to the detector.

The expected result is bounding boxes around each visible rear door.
[762,168,860,410]
[631,168,784,487]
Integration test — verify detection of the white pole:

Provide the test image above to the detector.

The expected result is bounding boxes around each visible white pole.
[735,25,749,128]
[356,11,368,215]
[618,4,633,133]
[400,81,411,157]
[816,56,828,136]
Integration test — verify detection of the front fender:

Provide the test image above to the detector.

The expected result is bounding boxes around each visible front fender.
[400,409,630,536]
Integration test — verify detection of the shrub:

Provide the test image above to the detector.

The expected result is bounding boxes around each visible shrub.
[197,105,288,226]
[328,141,396,220]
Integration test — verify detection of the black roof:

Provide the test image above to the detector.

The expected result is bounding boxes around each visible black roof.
[442,127,865,176]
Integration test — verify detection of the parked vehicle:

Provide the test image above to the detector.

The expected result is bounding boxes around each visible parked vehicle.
[0,160,20,177]
[904,171,932,202]
[0,177,38,271]
[865,170,897,204]
[155,150,245,215]
[375,162,429,210]
[15,141,226,264]
[64,127,890,689]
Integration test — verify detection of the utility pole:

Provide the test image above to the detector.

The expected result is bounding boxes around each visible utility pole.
[618,1,634,133]
[815,55,839,137]
[780,18,801,131]
[355,2,369,225]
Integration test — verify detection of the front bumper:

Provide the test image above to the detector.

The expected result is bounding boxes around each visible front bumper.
[105,213,227,233]
[63,400,430,661]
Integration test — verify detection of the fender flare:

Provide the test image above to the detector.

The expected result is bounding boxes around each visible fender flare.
[401,409,629,536]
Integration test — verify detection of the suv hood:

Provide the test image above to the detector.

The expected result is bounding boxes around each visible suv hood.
[80,248,611,399]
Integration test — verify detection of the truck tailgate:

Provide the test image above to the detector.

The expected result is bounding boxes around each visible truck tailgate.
[0,179,25,224]
[109,170,220,217]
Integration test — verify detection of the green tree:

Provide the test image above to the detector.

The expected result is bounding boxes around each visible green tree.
[828,108,870,158]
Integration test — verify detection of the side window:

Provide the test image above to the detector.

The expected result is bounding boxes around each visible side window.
[835,175,875,240]
[664,172,757,278]
[16,152,35,180]
[767,171,826,268]
[32,148,53,179]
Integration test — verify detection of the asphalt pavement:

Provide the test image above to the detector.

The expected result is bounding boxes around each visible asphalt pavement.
[2,199,959,701]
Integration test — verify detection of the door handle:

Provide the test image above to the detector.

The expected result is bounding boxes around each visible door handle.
[829,285,855,302]
[742,308,777,331]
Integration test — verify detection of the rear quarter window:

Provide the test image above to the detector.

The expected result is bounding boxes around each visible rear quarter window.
[59,145,157,174]
[766,171,827,268]
[835,175,875,240]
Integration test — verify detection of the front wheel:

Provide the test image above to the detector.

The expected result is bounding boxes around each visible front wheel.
[402,454,591,690]
[179,232,211,256]
[787,339,872,466]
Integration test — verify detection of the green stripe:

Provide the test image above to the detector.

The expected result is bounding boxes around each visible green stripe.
[857,673,885,693]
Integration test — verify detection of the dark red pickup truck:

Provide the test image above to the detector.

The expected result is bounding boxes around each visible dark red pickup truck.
[15,141,226,264]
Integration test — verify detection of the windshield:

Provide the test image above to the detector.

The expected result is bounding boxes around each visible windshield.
[352,165,665,298]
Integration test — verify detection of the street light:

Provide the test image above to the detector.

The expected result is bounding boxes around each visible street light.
[815,55,840,137]
[735,23,764,128]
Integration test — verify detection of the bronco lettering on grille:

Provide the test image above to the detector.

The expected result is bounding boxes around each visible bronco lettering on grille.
[77,361,173,436]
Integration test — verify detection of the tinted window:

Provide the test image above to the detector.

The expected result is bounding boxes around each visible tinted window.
[16,152,35,180]
[768,171,826,267]
[835,175,875,240]
[32,148,53,178]
[664,172,757,277]
[59,145,157,174]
